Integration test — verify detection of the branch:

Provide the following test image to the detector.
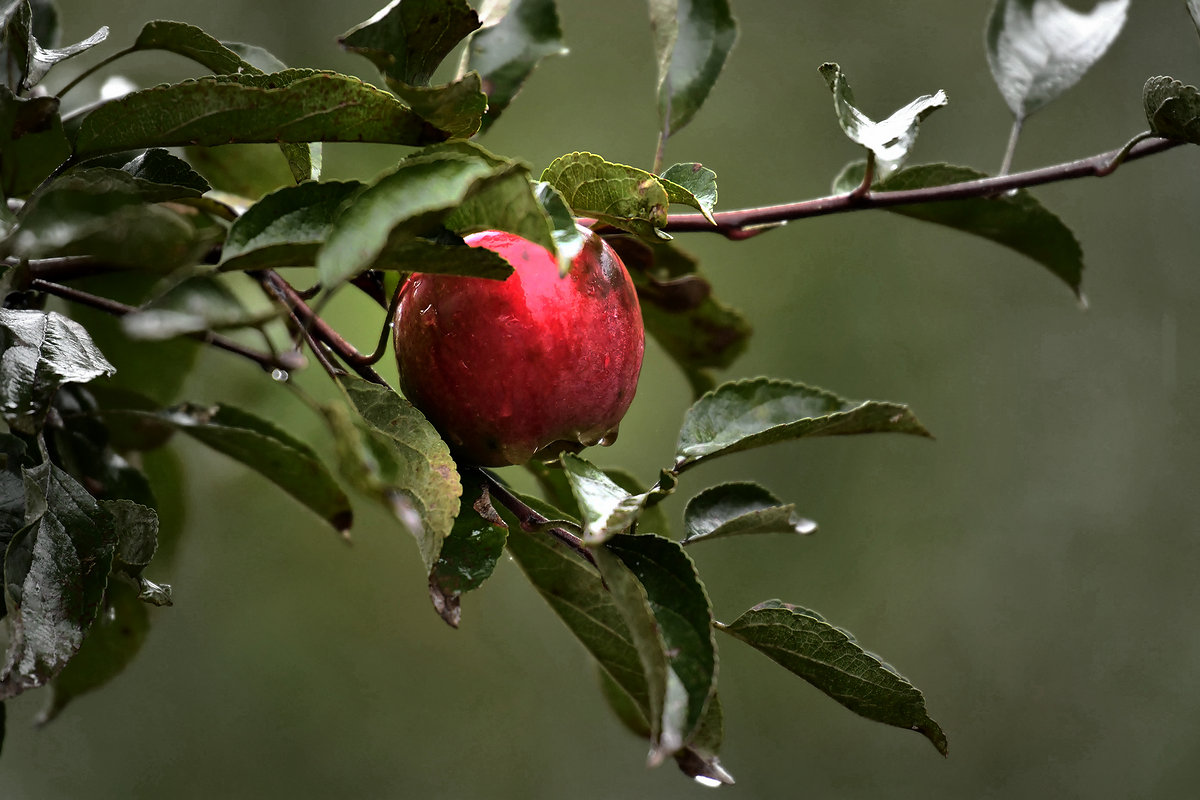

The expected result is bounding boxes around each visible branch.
[663,136,1184,238]
[476,467,597,567]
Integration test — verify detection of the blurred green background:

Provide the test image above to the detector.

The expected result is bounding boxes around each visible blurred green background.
[5,1,1200,797]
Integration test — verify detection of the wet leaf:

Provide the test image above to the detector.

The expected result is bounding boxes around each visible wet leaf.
[428,471,507,627]
[675,377,932,471]
[541,152,670,238]
[682,482,815,544]
[36,577,148,724]
[560,453,650,545]
[1,461,116,699]
[157,403,353,537]
[0,309,114,435]
[721,599,949,756]
[0,434,33,557]
[819,63,947,178]
[1144,76,1200,144]
[219,180,365,272]
[339,0,480,87]
[986,0,1129,120]
[834,160,1085,296]
[465,0,567,132]
[659,163,717,223]
[24,22,106,90]
[74,70,447,161]
[648,0,737,135]
[0,88,69,197]
[329,375,461,571]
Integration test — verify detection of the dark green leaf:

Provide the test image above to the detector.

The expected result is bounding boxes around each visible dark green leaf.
[986,0,1129,120]
[0,309,114,435]
[541,152,670,238]
[184,144,296,201]
[604,533,717,756]
[316,149,502,289]
[1144,76,1200,144]
[0,1,31,92]
[648,0,737,135]
[101,499,158,577]
[608,236,750,398]
[560,452,649,544]
[1,461,116,699]
[339,0,480,86]
[683,482,815,544]
[597,663,652,737]
[674,693,734,786]
[659,163,717,223]
[120,149,210,196]
[157,403,353,537]
[0,87,69,197]
[374,237,512,279]
[675,377,932,471]
[835,160,1085,296]
[721,600,949,756]
[465,0,567,132]
[36,576,149,724]
[0,434,33,555]
[122,275,277,341]
[329,375,461,571]
[388,72,487,138]
[74,70,446,161]
[819,63,947,178]
[428,471,507,627]
[219,180,365,272]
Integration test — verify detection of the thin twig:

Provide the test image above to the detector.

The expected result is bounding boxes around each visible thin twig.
[478,468,597,567]
[31,278,302,372]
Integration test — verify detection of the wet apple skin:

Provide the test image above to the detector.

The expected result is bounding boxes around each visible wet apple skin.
[394,225,645,467]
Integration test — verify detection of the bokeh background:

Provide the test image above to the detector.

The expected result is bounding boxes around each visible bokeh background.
[5,1,1200,797]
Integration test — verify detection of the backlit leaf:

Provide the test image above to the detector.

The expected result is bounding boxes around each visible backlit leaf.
[428,471,507,627]
[541,152,670,238]
[648,0,737,135]
[339,0,480,86]
[560,452,649,544]
[659,163,718,223]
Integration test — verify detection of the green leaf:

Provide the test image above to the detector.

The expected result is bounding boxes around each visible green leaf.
[560,452,650,544]
[0,434,33,556]
[219,180,365,272]
[0,309,115,435]
[36,577,149,724]
[124,20,318,182]
[675,377,932,471]
[541,152,670,238]
[119,149,210,197]
[674,692,734,786]
[603,533,717,757]
[605,467,671,539]
[101,498,171,606]
[1144,76,1200,144]
[0,0,105,91]
[157,403,354,537]
[1,169,217,269]
[1,461,116,699]
[184,144,296,202]
[534,181,585,268]
[835,160,1086,296]
[607,236,750,398]
[339,0,480,86]
[316,150,501,289]
[464,0,568,132]
[330,374,461,571]
[721,600,949,756]
[682,482,815,544]
[659,163,717,224]
[74,70,447,161]
[819,63,947,178]
[428,470,507,627]
[121,275,277,342]
[986,0,1129,120]
[388,72,487,138]
[648,0,737,136]
[0,87,69,197]
[374,237,513,279]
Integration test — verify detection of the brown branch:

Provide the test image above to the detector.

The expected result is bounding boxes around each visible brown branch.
[663,136,1184,237]
[477,468,597,567]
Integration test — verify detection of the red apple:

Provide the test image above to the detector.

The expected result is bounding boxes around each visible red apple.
[394,225,645,467]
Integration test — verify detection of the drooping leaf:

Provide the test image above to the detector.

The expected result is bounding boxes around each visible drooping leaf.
[674,692,734,786]
[534,181,585,268]
[0,0,105,91]
[986,0,1129,120]
[560,453,651,544]
[36,577,149,724]
[0,87,69,197]
[648,0,737,135]
[675,377,932,471]
[0,309,115,435]
[819,63,947,178]
[156,403,354,537]
[607,236,750,398]
[329,374,461,571]
[219,180,365,272]
[428,470,507,627]
[74,70,447,161]
[340,0,480,86]
[541,152,670,238]
[0,461,116,700]
[834,160,1086,296]
[118,148,210,197]
[721,600,949,756]
[683,482,816,544]
[464,0,568,132]
[604,533,717,755]
[24,22,106,90]
[1144,76,1200,144]
[124,20,318,182]
[659,163,718,223]
[100,498,170,606]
